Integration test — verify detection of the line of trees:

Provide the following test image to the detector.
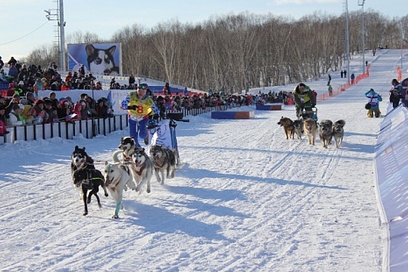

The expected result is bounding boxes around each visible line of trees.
[26,10,408,94]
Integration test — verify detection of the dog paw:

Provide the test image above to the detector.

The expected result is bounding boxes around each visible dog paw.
[83,212,88,216]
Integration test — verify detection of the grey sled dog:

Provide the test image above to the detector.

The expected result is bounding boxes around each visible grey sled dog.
[332,119,346,148]
[150,145,176,185]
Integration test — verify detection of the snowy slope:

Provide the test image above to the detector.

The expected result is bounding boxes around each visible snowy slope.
[0,49,406,272]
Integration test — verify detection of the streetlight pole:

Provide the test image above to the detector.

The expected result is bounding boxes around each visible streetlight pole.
[44,0,66,72]
[358,0,366,75]
[345,0,350,84]
[59,0,66,73]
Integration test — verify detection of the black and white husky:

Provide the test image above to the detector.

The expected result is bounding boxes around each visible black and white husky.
[149,145,176,185]
[116,136,136,163]
[103,161,137,219]
[71,146,96,199]
[85,44,119,75]
[72,167,108,216]
[71,145,95,176]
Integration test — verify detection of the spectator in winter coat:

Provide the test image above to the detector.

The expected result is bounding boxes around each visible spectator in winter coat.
[0,105,9,136]
[163,82,171,96]
[365,88,382,118]
[389,79,402,109]
[8,103,26,126]
[43,99,58,123]
[293,83,316,119]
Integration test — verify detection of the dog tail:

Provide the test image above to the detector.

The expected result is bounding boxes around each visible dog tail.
[334,119,346,127]
[112,149,122,163]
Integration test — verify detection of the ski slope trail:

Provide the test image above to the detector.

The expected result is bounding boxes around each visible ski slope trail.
[1,49,405,271]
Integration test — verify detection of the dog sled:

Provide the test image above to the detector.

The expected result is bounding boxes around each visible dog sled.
[300,106,318,121]
[145,112,189,167]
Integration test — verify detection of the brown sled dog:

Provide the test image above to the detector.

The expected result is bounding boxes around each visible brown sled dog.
[277,116,295,140]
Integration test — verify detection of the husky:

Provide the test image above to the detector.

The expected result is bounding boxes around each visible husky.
[85,44,119,76]
[70,145,95,176]
[293,119,304,140]
[332,119,346,148]
[115,136,137,163]
[132,147,153,192]
[149,145,176,185]
[303,118,318,145]
[103,161,138,219]
[72,168,109,216]
[319,119,333,148]
[277,116,295,140]
[70,146,96,199]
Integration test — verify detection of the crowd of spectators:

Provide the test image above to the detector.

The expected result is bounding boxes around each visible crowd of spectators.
[0,55,269,137]
[0,90,114,135]
[0,57,104,95]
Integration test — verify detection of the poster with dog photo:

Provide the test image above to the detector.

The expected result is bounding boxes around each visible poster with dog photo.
[67,43,122,76]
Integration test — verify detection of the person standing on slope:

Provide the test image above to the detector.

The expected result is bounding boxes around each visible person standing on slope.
[365,88,382,118]
[293,83,316,119]
[389,79,402,109]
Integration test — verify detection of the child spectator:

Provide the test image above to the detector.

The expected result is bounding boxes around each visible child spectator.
[72,102,82,120]
[23,105,34,125]
[30,99,46,124]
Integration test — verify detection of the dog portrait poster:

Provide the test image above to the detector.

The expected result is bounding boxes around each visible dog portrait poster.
[68,43,122,76]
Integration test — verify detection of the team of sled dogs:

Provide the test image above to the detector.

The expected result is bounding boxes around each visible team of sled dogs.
[70,136,177,218]
[278,116,345,148]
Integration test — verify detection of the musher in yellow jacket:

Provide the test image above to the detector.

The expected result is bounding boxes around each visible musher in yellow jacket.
[121,83,159,147]
[293,83,316,119]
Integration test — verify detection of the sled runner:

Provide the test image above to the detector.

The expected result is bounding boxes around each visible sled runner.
[300,106,318,121]
[146,112,189,167]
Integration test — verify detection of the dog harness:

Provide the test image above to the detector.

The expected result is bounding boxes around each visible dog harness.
[82,170,104,189]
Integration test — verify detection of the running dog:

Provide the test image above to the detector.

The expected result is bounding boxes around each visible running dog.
[132,147,153,192]
[293,119,304,140]
[71,145,95,176]
[149,145,176,185]
[85,44,120,75]
[72,168,109,216]
[277,116,295,140]
[332,119,346,148]
[303,118,318,145]
[319,119,333,148]
[103,161,137,219]
[115,136,137,163]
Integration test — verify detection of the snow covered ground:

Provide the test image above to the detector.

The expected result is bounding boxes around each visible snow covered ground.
[0,49,406,272]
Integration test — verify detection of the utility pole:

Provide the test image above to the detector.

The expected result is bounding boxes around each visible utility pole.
[358,0,366,75]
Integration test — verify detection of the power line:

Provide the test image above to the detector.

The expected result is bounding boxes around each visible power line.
[0,21,49,46]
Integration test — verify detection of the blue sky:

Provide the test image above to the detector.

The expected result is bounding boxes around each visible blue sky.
[0,0,406,62]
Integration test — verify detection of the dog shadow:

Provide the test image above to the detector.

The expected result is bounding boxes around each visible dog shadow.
[122,201,231,241]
